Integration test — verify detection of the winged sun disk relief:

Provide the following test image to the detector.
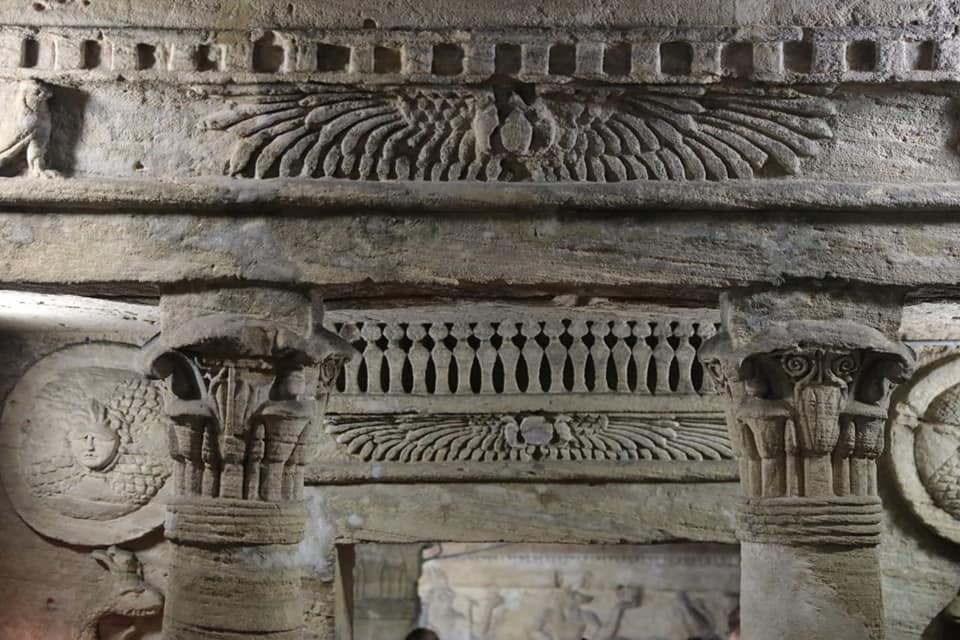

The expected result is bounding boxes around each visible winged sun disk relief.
[326,414,734,462]
[200,86,837,183]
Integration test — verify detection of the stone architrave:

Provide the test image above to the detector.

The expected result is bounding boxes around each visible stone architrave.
[701,287,915,640]
[0,342,172,545]
[144,287,352,640]
[890,355,960,545]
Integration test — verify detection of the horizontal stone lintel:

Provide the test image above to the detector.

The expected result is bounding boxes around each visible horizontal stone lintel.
[5,177,960,213]
[8,209,960,303]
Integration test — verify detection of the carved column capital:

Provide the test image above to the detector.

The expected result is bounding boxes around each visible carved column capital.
[701,288,914,547]
[145,287,353,640]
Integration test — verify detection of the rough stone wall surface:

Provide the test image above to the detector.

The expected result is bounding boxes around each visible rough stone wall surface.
[6,0,960,28]
[9,214,960,304]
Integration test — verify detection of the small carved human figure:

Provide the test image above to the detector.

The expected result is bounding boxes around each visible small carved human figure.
[0,79,59,178]
[78,546,164,640]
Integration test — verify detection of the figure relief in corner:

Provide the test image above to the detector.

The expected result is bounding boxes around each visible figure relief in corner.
[0,79,60,178]
[78,546,164,640]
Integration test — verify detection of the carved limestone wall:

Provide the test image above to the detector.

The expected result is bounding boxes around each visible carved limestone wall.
[0,15,959,214]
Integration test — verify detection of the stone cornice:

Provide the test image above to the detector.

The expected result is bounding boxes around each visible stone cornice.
[3,24,960,85]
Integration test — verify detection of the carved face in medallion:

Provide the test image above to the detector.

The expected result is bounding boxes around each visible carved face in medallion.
[68,403,121,470]
[0,345,173,545]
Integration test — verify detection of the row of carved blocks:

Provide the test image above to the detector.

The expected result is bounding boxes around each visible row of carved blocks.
[1,28,956,81]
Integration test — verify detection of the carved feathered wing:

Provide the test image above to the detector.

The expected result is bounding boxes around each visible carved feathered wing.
[326,414,732,462]
[328,414,509,462]
[201,87,489,181]
[202,85,835,183]
[542,87,836,182]
[567,415,734,461]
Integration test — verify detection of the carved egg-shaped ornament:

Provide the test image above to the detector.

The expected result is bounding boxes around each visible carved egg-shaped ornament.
[0,343,172,545]
[890,356,960,545]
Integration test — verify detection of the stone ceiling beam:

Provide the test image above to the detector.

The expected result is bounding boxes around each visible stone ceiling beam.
[4,213,960,305]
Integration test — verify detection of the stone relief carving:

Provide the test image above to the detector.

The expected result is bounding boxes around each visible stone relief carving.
[327,413,732,462]
[418,543,739,640]
[312,308,731,482]
[0,79,59,178]
[201,85,835,182]
[331,315,719,397]
[80,546,164,640]
[703,325,914,546]
[0,343,172,545]
[532,581,644,640]
[353,544,423,640]
[146,289,353,640]
[891,355,960,545]
[148,318,350,503]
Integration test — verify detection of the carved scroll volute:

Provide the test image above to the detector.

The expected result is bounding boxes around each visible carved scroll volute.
[144,298,353,504]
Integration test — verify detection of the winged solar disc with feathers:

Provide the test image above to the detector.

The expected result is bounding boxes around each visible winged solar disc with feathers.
[200,85,836,182]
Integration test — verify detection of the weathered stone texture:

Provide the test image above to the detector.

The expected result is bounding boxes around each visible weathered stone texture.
[6,0,960,29]
[3,1,960,639]
[8,214,960,305]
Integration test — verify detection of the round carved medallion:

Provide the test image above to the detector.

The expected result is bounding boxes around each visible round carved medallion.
[891,356,960,544]
[0,343,172,544]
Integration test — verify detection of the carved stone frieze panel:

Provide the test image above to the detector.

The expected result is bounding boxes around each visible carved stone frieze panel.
[0,342,172,545]
[416,542,739,640]
[891,355,960,545]
[0,25,954,210]
[200,85,835,182]
[314,305,732,482]
[329,413,731,463]
[327,307,721,403]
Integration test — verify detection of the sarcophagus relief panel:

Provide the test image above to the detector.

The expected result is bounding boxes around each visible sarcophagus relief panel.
[312,304,733,483]
[0,342,172,545]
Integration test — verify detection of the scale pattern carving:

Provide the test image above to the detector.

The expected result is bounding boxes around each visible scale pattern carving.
[202,85,835,182]
[25,372,169,511]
